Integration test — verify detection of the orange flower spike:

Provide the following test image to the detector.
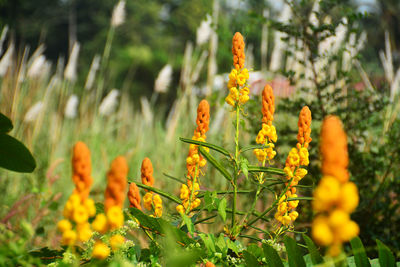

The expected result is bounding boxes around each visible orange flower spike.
[297,106,312,148]
[232,32,245,70]
[141,157,154,188]
[72,141,93,201]
[195,100,210,135]
[105,156,128,211]
[261,84,275,125]
[128,182,141,210]
[320,116,349,183]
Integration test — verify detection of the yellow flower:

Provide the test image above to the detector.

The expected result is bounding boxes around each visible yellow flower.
[312,216,333,246]
[73,205,89,224]
[77,223,93,242]
[288,148,300,166]
[109,234,125,251]
[61,229,77,246]
[337,220,359,242]
[282,215,291,225]
[338,182,359,213]
[176,205,184,214]
[312,176,340,212]
[92,241,110,259]
[180,184,189,200]
[107,206,124,230]
[225,95,235,106]
[143,192,153,211]
[289,211,299,221]
[57,219,72,233]
[328,209,349,228]
[84,198,96,217]
[92,213,108,233]
[229,88,239,100]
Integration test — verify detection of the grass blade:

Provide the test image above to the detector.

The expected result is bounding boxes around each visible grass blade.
[284,236,306,267]
[302,234,323,265]
[262,243,284,267]
[376,239,395,267]
[350,236,371,267]
[179,137,231,157]
[134,182,181,204]
[247,165,285,176]
[199,147,232,181]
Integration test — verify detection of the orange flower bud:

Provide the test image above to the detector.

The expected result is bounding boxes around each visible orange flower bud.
[141,157,154,188]
[261,84,275,125]
[128,182,141,210]
[297,106,312,148]
[72,142,93,201]
[196,100,210,135]
[232,32,245,70]
[105,156,128,211]
[320,116,349,183]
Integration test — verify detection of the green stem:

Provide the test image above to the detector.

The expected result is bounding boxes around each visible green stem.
[231,104,240,228]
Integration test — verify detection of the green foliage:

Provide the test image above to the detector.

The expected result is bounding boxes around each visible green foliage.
[0,113,36,173]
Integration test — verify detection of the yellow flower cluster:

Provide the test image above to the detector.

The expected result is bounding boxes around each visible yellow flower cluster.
[58,142,96,246]
[177,100,210,214]
[312,116,359,256]
[176,180,201,214]
[139,157,163,217]
[254,85,277,162]
[274,106,311,226]
[91,156,128,259]
[225,32,250,107]
[144,192,163,217]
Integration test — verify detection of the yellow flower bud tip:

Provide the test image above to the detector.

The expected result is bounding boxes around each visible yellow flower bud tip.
[92,241,110,260]
[57,219,72,233]
[77,225,93,242]
[61,229,77,246]
[312,216,333,246]
[92,213,108,233]
[176,205,185,214]
[73,205,89,224]
[329,209,350,228]
[84,198,96,217]
[282,215,292,225]
[110,234,125,251]
[107,206,124,230]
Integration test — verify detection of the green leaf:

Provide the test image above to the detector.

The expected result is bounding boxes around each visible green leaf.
[243,250,259,266]
[129,208,194,245]
[199,147,232,181]
[218,198,227,222]
[134,182,181,204]
[376,239,395,267]
[286,197,314,201]
[262,243,284,267]
[350,236,371,267]
[163,172,186,184]
[0,134,36,173]
[181,214,194,235]
[284,236,306,267]
[302,234,323,264]
[29,247,65,264]
[204,191,217,212]
[239,157,249,179]
[0,113,13,133]
[199,233,216,254]
[179,137,231,157]
[247,165,285,176]
[240,144,265,153]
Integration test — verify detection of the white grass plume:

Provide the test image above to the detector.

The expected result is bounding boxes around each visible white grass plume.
[0,43,14,77]
[111,1,126,27]
[196,15,212,46]
[85,54,100,90]
[99,89,120,116]
[64,42,80,82]
[24,101,44,123]
[154,64,173,93]
[64,94,79,119]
